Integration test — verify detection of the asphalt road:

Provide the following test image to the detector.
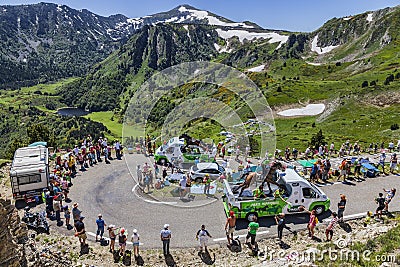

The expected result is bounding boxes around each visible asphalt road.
[69,153,400,248]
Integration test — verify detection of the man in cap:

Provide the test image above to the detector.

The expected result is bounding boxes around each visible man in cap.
[160,224,171,256]
[96,214,107,242]
[74,215,87,246]
[225,210,236,245]
[72,203,81,223]
[196,225,212,253]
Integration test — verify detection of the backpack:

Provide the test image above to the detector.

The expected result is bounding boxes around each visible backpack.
[230,238,242,253]
[314,216,319,224]
[100,238,109,246]
[122,250,132,266]
[113,250,121,263]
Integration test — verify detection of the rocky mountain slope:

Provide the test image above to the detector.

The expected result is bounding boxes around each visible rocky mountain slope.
[0,3,285,89]
[306,6,400,63]
[56,4,400,113]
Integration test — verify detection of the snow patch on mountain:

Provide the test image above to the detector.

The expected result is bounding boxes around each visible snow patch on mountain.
[247,64,265,72]
[178,6,253,28]
[311,35,339,54]
[216,29,288,48]
[366,13,373,22]
[213,43,232,53]
[278,104,325,117]
[306,62,323,66]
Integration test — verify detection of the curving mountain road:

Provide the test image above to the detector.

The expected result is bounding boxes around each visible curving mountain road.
[69,153,400,248]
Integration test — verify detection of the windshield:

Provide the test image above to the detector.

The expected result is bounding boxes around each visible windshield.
[310,183,324,196]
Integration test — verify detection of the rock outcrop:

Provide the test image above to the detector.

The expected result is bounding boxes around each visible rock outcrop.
[0,198,28,267]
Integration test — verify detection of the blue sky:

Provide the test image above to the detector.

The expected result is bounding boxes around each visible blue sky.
[2,0,400,31]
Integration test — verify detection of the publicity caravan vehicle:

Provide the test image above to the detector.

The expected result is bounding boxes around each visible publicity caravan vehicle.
[10,146,50,203]
[154,137,217,165]
[223,168,330,220]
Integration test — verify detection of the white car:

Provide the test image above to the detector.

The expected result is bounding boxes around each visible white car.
[189,162,225,183]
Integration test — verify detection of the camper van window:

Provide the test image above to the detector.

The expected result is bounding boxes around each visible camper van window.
[18,174,41,185]
[302,188,317,199]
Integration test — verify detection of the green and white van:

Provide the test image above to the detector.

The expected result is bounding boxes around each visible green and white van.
[223,168,330,220]
[154,137,216,165]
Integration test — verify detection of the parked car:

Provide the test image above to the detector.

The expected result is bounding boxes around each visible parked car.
[189,163,225,183]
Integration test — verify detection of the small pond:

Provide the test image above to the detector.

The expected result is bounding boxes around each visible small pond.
[57,107,90,117]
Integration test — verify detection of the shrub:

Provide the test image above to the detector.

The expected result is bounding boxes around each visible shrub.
[361,81,369,88]
[390,123,399,130]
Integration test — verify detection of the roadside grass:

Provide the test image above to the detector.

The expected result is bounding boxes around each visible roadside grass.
[85,98,400,152]
[316,215,400,266]
[275,100,400,151]
[84,111,122,138]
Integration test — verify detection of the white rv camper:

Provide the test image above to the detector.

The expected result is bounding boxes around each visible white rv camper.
[10,146,50,202]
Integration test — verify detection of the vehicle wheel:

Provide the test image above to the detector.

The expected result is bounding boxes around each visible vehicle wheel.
[195,178,203,183]
[313,205,325,215]
[246,212,258,222]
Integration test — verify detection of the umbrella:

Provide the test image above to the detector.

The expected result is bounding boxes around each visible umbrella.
[28,141,47,147]
[297,159,317,168]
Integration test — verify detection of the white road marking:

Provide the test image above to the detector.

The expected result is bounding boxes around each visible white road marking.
[322,212,366,223]
[131,184,178,205]
[315,182,343,187]
[213,230,270,242]
[131,182,219,208]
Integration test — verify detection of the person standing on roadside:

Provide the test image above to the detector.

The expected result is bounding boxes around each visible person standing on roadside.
[136,165,143,185]
[337,194,347,223]
[74,215,87,246]
[304,207,317,238]
[354,158,362,179]
[274,213,286,241]
[225,211,236,245]
[131,229,140,258]
[390,153,397,174]
[96,214,107,242]
[118,228,127,256]
[379,152,386,175]
[375,193,385,219]
[179,174,187,200]
[161,224,171,256]
[196,225,212,253]
[203,174,211,195]
[107,224,118,253]
[325,212,338,241]
[322,159,331,182]
[162,165,168,181]
[245,216,259,250]
[72,202,81,224]
[64,205,71,228]
[337,159,347,182]
[383,188,396,213]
